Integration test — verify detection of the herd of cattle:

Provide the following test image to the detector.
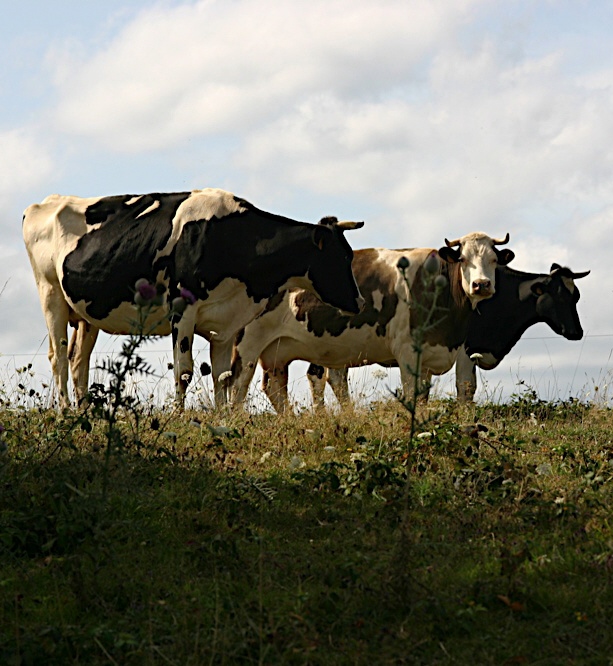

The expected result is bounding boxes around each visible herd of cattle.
[22,187,589,411]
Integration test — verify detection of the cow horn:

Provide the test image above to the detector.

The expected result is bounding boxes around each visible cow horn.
[335,220,364,230]
[445,237,461,248]
[492,233,510,245]
[550,264,591,280]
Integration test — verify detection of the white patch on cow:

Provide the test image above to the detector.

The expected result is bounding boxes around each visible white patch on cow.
[136,199,161,218]
[23,195,104,287]
[191,277,270,343]
[126,196,143,206]
[154,188,247,262]
[66,298,172,336]
[420,344,459,374]
[562,276,575,293]
[371,289,384,312]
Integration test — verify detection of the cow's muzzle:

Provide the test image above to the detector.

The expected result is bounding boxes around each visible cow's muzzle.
[472,280,492,296]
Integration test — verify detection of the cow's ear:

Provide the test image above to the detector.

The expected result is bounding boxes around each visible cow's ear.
[496,248,515,266]
[312,225,326,250]
[438,247,461,263]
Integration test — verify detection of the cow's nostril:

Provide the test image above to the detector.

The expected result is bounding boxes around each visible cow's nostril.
[473,280,491,292]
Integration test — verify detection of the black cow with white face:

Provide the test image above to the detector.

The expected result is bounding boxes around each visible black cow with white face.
[456,263,590,399]
[23,188,364,408]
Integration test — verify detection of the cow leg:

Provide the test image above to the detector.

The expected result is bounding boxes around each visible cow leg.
[306,364,327,410]
[39,284,71,408]
[328,367,351,406]
[210,339,235,407]
[455,347,477,402]
[228,355,258,408]
[418,368,433,403]
[262,364,290,413]
[171,317,195,408]
[67,320,99,405]
[393,344,424,405]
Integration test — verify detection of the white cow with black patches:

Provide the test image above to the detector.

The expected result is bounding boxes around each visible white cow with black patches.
[23,188,364,408]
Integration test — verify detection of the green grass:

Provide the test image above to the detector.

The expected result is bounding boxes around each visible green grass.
[1,394,613,665]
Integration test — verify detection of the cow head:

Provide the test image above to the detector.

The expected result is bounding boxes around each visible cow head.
[438,232,514,307]
[308,216,365,314]
[519,263,590,340]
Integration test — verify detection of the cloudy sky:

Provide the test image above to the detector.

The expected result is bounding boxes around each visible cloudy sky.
[1,0,611,407]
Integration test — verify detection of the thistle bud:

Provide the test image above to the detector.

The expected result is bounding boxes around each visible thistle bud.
[397,256,410,271]
[424,251,440,275]
[180,287,196,304]
[434,274,448,290]
[171,297,188,315]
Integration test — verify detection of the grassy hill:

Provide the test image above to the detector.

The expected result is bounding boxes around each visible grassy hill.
[1,390,612,664]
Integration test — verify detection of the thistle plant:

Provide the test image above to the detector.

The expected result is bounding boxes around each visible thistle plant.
[395,252,448,468]
[87,279,195,500]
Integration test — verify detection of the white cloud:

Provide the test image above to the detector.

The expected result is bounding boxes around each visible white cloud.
[50,0,484,151]
[0,130,53,202]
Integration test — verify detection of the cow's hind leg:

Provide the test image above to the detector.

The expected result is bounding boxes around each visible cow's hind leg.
[327,367,351,407]
[39,283,71,408]
[307,364,327,410]
[68,320,100,405]
[262,363,291,414]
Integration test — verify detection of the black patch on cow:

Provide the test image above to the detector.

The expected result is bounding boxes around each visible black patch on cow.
[263,290,286,314]
[293,249,400,338]
[62,192,190,320]
[307,364,325,379]
[180,336,190,354]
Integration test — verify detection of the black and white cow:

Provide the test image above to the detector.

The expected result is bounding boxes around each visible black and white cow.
[22,188,364,408]
[228,233,514,410]
[306,263,590,408]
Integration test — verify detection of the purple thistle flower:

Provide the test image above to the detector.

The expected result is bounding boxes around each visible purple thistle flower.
[180,287,196,305]
[137,281,157,301]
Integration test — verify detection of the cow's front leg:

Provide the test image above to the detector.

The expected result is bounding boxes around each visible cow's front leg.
[171,314,195,408]
[210,339,234,407]
[393,343,424,406]
[455,346,477,402]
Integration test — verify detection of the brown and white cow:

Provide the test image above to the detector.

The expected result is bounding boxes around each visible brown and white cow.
[305,263,590,408]
[22,188,364,408]
[228,233,514,410]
